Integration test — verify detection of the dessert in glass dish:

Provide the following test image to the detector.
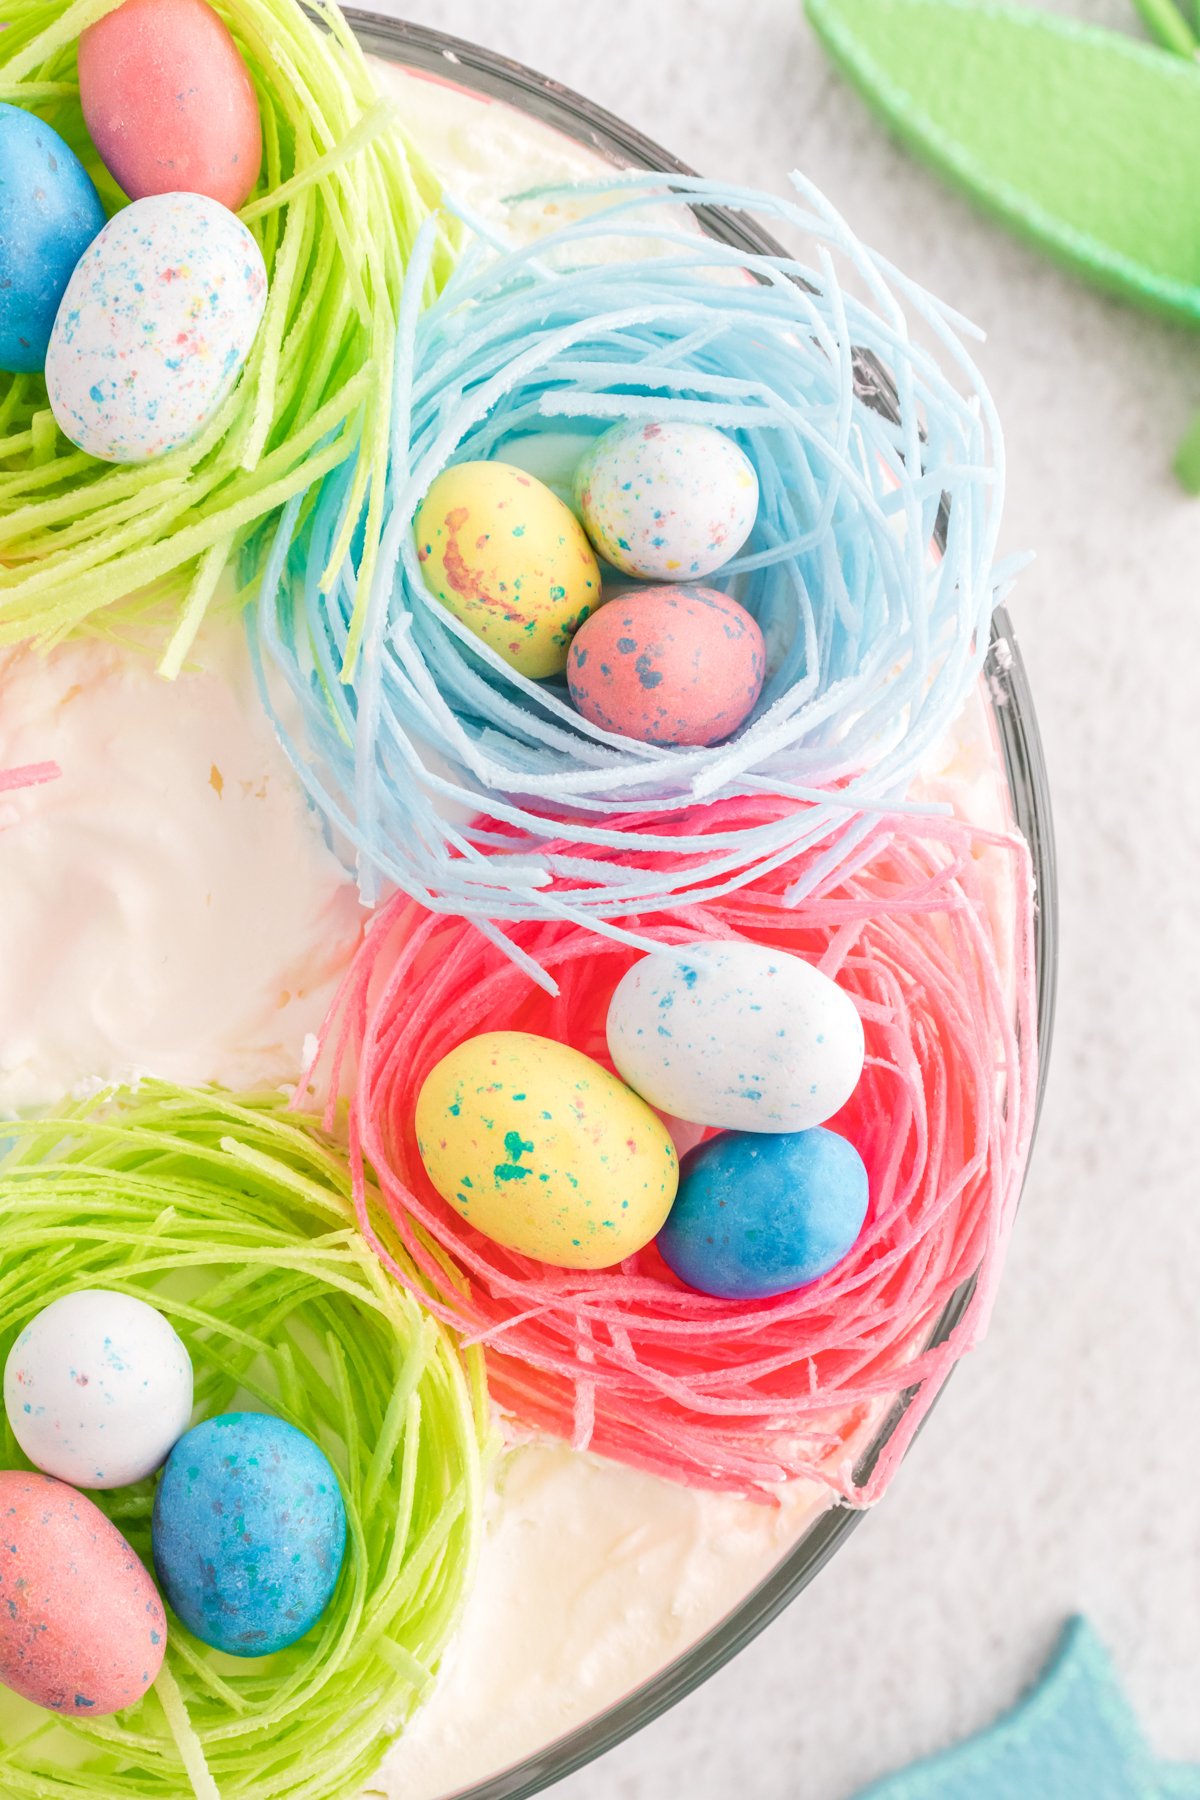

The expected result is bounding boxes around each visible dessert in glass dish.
[0,5,1054,1799]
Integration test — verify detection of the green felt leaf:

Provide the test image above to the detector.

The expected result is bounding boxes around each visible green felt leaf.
[1129,0,1197,59]
[805,0,1200,323]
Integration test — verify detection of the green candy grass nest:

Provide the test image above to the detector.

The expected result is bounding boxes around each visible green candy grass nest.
[0,1084,487,1800]
[0,0,456,674]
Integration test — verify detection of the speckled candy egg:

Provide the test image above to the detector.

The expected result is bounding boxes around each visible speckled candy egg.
[567,585,765,746]
[415,1031,679,1269]
[414,461,602,679]
[658,1127,870,1300]
[575,421,759,580]
[79,0,263,212]
[4,1289,193,1490]
[45,192,267,463]
[0,104,106,374]
[152,1412,346,1656]
[0,1470,166,1716]
[607,942,865,1132]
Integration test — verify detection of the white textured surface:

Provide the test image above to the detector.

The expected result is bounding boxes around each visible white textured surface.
[0,626,364,1111]
[378,1444,832,1798]
[368,1,1199,1794]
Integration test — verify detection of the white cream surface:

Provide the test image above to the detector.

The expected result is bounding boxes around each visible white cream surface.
[0,625,364,1114]
[373,1443,832,1800]
[386,59,694,266]
[390,62,628,234]
[0,57,1021,1800]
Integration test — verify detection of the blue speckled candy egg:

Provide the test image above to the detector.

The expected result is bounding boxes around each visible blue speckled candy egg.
[607,942,865,1132]
[575,420,759,580]
[45,191,267,463]
[0,104,106,374]
[151,1413,346,1657]
[658,1126,870,1299]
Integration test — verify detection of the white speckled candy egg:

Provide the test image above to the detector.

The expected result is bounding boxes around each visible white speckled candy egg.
[607,942,865,1133]
[45,191,267,463]
[575,420,759,580]
[4,1289,194,1490]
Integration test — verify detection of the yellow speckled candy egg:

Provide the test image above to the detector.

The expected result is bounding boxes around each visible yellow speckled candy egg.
[415,1031,678,1269]
[414,461,602,679]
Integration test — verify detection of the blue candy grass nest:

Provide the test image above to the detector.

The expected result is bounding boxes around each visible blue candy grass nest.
[255,173,1017,941]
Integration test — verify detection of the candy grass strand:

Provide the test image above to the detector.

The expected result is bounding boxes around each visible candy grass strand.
[0,1086,488,1800]
[154,1664,221,1800]
[302,796,1037,1502]
[0,761,60,795]
[255,173,1014,942]
[0,0,457,663]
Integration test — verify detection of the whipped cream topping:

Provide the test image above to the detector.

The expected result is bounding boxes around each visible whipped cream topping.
[394,64,630,230]
[0,624,363,1114]
[378,1441,831,1799]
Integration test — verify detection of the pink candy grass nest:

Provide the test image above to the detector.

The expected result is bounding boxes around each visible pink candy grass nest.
[305,794,1037,1501]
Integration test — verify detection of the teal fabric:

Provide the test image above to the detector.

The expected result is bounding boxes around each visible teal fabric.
[853,1618,1198,1799]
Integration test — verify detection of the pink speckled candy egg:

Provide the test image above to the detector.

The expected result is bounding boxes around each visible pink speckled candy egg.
[0,1471,166,1717]
[567,585,765,747]
[45,192,267,464]
[79,0,263,212]
[575,421,759,580]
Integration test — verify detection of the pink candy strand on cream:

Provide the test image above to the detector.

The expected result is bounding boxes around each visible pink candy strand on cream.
[0,761,59,794]
[303,796,1037,1503]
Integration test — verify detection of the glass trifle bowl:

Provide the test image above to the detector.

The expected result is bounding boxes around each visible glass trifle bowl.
[332,13,1059,1800]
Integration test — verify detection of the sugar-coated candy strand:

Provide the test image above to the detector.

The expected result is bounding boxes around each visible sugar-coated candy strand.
[0,760,60,793]
[155,1663,221,1800]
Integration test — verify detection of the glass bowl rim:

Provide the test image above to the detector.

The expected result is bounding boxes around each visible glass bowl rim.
[338,12,1060,1795]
